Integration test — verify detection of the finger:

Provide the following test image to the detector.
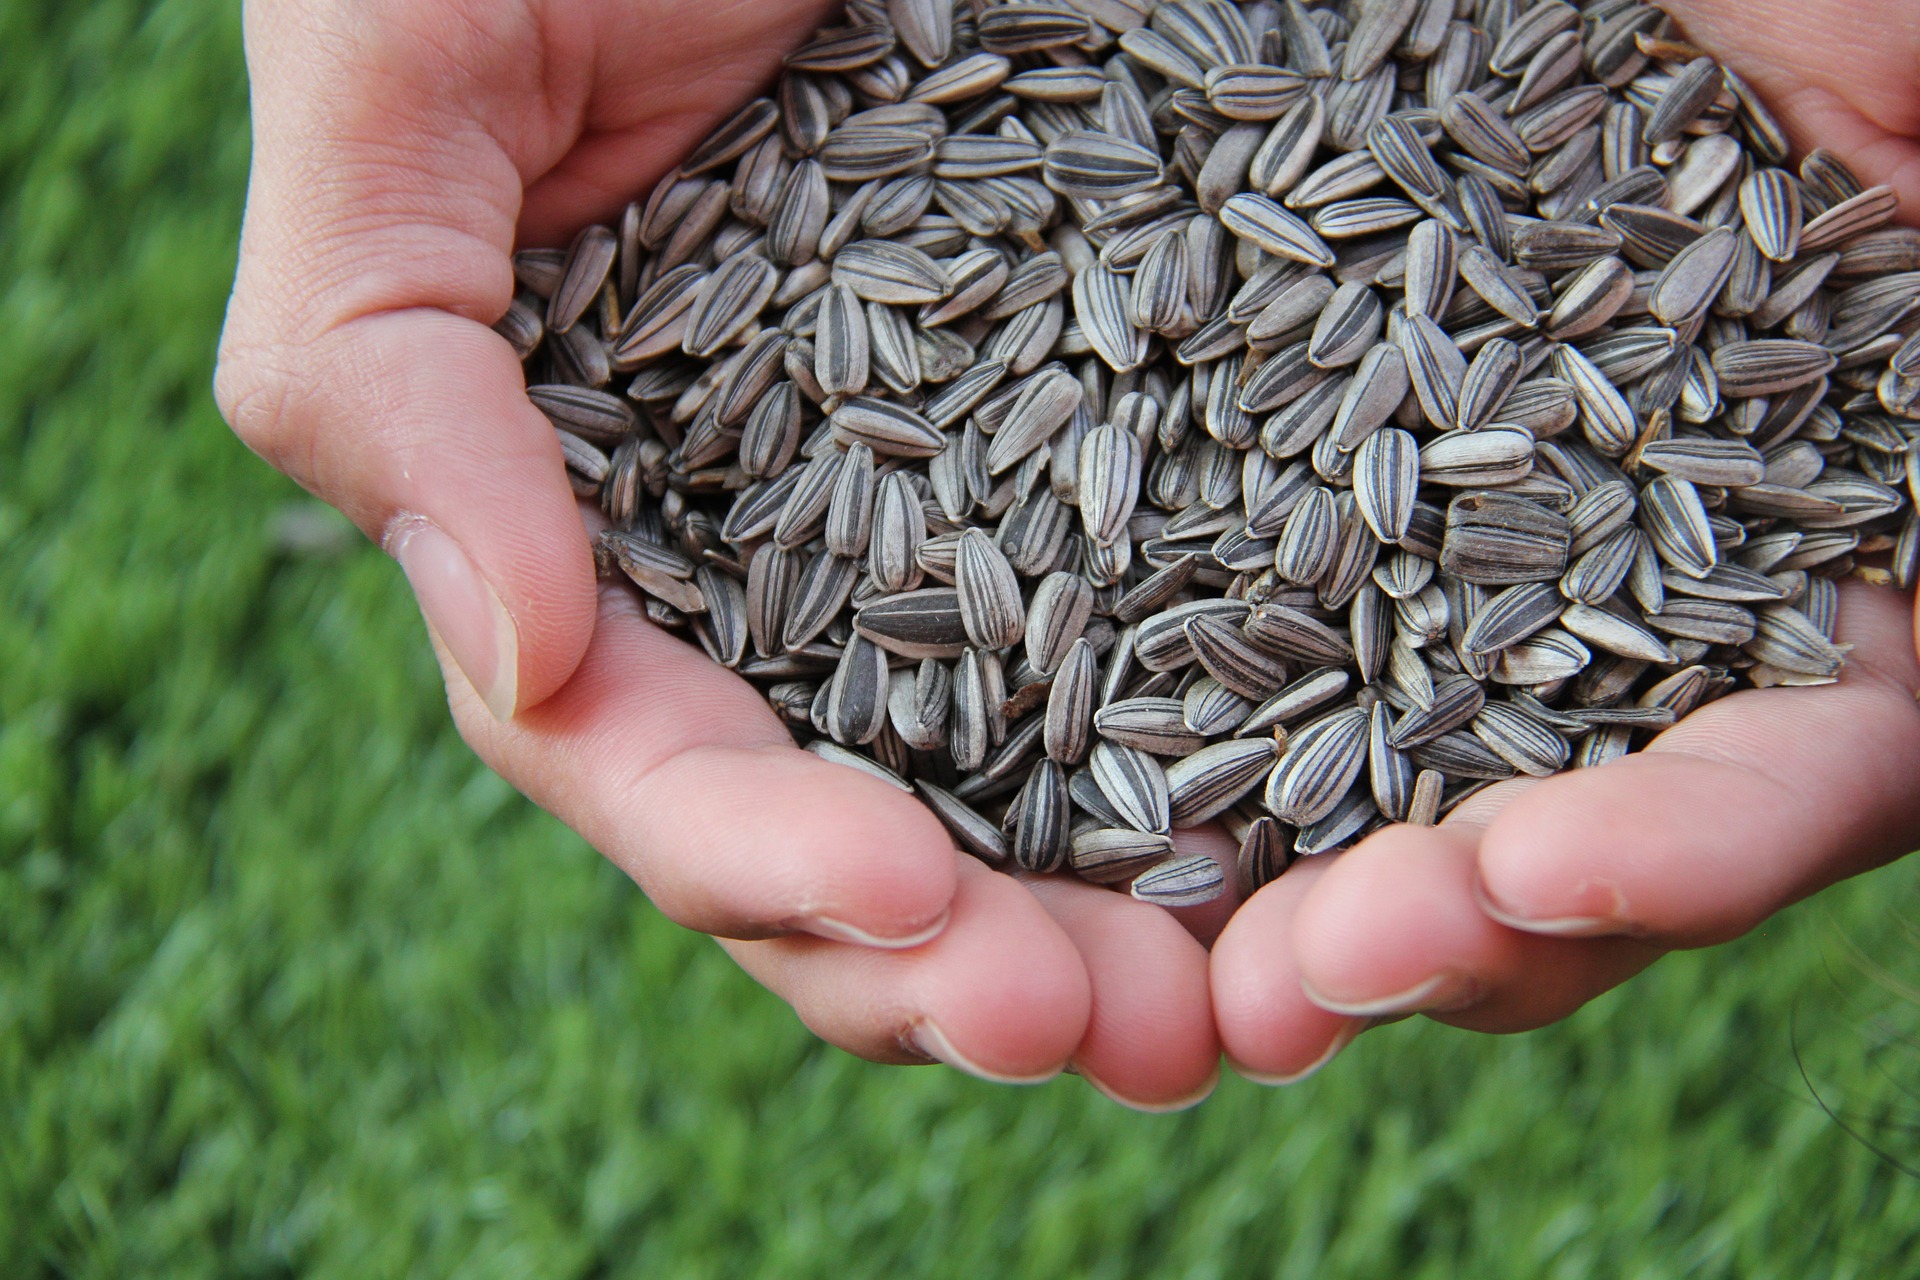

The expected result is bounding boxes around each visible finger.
[1020,874,1220,1111]
[1475,584,1920,946]
[442,584,959,947]
[1210,857,1371,1083]
[218,7,597,715]
[230,309,601,720]
[1290,826,1662,1034]
[722,857,1091,1082]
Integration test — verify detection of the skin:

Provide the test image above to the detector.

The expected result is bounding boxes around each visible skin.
[216,0,1920,1109]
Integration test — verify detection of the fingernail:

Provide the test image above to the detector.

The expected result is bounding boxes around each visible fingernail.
[1473,873,1630,938]
[1230,1018,1371,1087]
[910,1021,1061,1085]
[1301,971,1479,1019]
[796,909,950,950]
[1078,1064,1220,1112]
[390,517,519,721]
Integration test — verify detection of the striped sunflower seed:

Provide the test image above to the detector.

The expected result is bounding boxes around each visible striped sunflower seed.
[1091,739,1173,835]
[1072,827,1176,885]
[1131,854,1228,907]
[1167,738,1280,826]
[1265,707,1370,826]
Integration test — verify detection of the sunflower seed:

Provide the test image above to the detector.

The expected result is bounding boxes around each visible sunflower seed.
[1167,738,1280,825]
[1461,582,1566,656]
[1640,474,1719,578]
[1638,438,1766,488]
[1308,282,1386,368]
[826,635,891,745]
[1559,602,1677,664]
[1646,599,1757,646]
[852,591,967,660]
[1091,739,1173,834]
[1471,701,1569,776]
[1232,816,1291,894]
[1712,340,1839,397]
[1459,245,1543,328]
[684,254,777,357]
[1800,185,1900,254]
[1219,194,1336,266]
[1353,427,1420,541]
[1131,854,1227,906]
[1185,677,1253,736]
[1744,605,1847,678]
[1043,129,1165,200]
[1096,697,1207,756]
[1650,226,1739,327]
[1012,759,1071,872]
[1265,707,1370,826]
[954,528,1026,650]
[1072,827,1175,884]
[782,552,860,651]
[1186,614,1291,699]
[1026,572,1094,676]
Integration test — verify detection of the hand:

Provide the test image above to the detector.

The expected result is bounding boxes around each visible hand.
[214,0,1224,1110]
[1211,0,1920,1087]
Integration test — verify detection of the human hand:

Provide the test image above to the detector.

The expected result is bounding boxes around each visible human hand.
[1213,0,1920,1082]
[214,0,1225,1110]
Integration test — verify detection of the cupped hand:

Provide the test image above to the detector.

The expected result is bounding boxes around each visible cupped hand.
[1215,0,1920,1083]
[214,0,1226,1111]
[1215,584,1920,1079]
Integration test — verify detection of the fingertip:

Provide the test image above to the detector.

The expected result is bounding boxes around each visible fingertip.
[1022,874,1220,1107]
[1472,759,1724,940]
[277,307,603,716]
[497,523,599,714]
[911,1019,1064,1085]
[908,863,1092,1081]
[723,858,1091,1078]
[796,908,951,951]
[1209,857,1368,1082]
[1288,824,1486,1008]
[1227,1017,1367,1086]
[792,751,964,923]
[653,744,963,944]
[1080,1063,1220,1112]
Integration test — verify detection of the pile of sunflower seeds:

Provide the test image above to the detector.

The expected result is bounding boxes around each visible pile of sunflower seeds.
[499,0,1920,909]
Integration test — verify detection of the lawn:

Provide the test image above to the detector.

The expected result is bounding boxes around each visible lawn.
[3,2,1919,1276]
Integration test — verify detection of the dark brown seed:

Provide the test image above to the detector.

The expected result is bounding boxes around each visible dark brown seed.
[682,98,780,174]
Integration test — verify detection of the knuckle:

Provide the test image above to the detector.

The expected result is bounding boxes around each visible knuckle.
[214,324,318,485]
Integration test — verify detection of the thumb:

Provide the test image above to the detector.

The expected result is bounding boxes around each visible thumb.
[215,1,599,715]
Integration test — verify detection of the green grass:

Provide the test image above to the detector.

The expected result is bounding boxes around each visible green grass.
[4,2,1920,1275]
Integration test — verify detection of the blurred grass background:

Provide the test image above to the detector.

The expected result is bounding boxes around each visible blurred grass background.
[4,2,1920,1275]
